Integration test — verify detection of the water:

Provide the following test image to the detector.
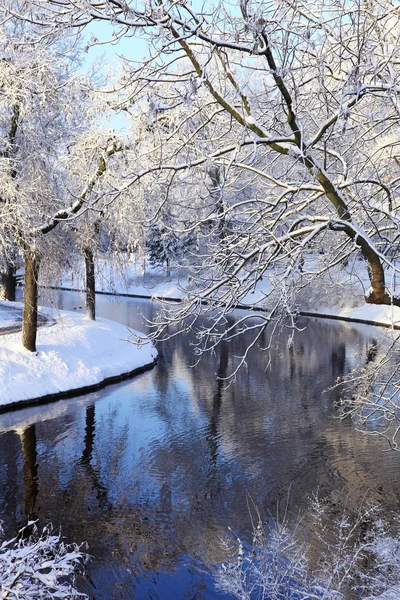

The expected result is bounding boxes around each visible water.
[1,290,400,599]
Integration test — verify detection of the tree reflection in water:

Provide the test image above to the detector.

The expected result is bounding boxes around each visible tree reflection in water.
[21,424,38,523]
[0,295,398,598]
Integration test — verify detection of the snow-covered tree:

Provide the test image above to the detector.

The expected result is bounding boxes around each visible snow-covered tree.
[0,15,91,349]
[0,6,126,349]
[146,205,195,277]
[146,221,178,277]
[8,0,400,353]
[60,128,125,321]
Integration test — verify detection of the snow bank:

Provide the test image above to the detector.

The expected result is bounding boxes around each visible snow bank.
[303,303,400,328]
[0,309,157,407]
[344,304,400,327]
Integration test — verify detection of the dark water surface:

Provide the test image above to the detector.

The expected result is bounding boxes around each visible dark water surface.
[1,291,400,599]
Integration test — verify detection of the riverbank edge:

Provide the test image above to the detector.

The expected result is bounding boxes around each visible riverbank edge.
[45,285,400,331]
[0,357,158,415]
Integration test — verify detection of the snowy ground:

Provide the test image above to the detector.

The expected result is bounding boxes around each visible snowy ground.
[309,303,400,328]
[51,256,187,300]
[0,301,157,407]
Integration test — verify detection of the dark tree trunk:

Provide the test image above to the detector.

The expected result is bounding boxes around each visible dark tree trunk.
[22,252,40,352]
[84,247,96,320]
[21,424,38,521]
[208,165,226,243]
[81,405,95,465]
[0,264,16,301]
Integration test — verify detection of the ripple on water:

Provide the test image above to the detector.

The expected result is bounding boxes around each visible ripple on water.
[2,294,399,599]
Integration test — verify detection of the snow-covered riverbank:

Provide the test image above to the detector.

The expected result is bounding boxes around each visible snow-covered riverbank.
[49,254,400,327]
[0,302,157,408]
[49,257,400,330]
[302,303,400,329]
[3,254,400,410]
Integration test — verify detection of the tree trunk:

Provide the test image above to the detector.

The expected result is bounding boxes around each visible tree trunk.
[208,165,226,243]
[362,246,390,305]
[22,252,40,352]
[0,264,16,301]
[311,162,394,305]
[84,247,96,320]
[344,224,394,305]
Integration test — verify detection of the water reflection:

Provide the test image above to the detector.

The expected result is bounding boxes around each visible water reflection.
[0,292,399,598]
[21,424,38,522]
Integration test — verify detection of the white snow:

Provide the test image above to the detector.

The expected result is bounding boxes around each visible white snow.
[245,115,257,126]
[365,587,400,600]
[0,305,157,406]
[54,259,186,299]
[306,303,400,328]
[0,308,19,322]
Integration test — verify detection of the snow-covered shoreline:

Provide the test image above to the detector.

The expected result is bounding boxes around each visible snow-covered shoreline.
[47,281,400,330]
[301,303,400,330]
[0,304,157,410]
[49,256,400,330]
[3,260,400,411]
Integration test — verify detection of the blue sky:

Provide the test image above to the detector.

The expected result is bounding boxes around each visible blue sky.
[84,19,149,131]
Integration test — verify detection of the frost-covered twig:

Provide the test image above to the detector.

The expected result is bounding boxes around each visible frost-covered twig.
[0,521,89,599]
[216,494,400,600]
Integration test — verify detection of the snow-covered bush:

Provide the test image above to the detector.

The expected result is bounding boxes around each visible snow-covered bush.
[338,334,400,451]
[215,495,400,600]
[217,518,313,599]
[364,531,400,600]
[0,521,89,599]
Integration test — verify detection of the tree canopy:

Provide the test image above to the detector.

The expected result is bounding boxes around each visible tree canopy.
[3,0,400,353]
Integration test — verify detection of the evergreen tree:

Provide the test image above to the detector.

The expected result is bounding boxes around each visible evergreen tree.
[146,222,180,277]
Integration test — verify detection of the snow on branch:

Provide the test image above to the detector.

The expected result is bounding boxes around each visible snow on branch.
[0,521,89,599]
[36,138,122,237]
[216,493,400,600]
